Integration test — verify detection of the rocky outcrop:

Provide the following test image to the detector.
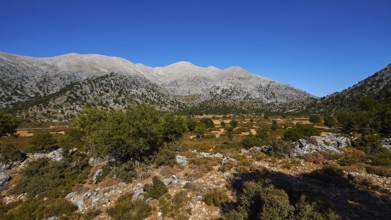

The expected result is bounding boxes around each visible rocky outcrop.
[176,155,188,166]
[292,133,351,157]
[0,160,24,173]
[0,173,11,188]
[382,138,391,150]
[30,148,63,161]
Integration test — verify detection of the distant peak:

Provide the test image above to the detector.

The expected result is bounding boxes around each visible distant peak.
[224,66,248,72]
[166,61,198,68]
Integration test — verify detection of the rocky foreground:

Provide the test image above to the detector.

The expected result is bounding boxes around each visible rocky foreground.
[1,133,390,219]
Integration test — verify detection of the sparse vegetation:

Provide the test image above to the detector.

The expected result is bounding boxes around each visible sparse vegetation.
[108,193,152,220]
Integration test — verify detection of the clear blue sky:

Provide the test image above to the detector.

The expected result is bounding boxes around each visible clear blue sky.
[1,0,390,97]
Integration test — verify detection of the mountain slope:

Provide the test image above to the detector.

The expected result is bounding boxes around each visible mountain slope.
[309,64,391,113]
[0,52,315,119]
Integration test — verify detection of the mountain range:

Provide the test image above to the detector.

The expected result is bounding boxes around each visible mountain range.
[1,52,390,120]
[0,52,313,120]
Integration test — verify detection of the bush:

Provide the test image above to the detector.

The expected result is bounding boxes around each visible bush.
[240,182,294,219]
[366,165,391,177]
[29,133,57,152]
[0,144,26,163]
[152,144,177,167]
[194,123,207,138]
[267,139,293,158]
[204,189,230,206]
[200,118,215,128]
[159,191,190,219]
[74,105,187,163]
[0,111,22,138]
[284,124,320,142]
[309,115,321,124]
[144,176,168,199]
[13,152,90,198]
[0,198,77,220]
[323,116,337,128]
[242,135,263,149]
[230,119,239,128]
[108,194,151,220]
[112,161,137,183]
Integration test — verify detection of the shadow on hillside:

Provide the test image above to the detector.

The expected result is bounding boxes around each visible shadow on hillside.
[223,167,391,220]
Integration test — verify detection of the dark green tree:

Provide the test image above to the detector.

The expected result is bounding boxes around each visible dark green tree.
[195,123,207,138]
[230,119,239,128]
[0,111,22,138]
[309,115,321,124]
[323,116,336,128]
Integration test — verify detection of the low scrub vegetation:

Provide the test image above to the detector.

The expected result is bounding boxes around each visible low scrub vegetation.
[108,194,152,220]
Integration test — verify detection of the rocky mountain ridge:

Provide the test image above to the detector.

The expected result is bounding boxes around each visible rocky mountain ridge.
[310,63,391,113]
[0,52,314,119]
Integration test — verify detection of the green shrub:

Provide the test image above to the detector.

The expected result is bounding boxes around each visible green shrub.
[240,182,294,219]
[144,176,168,199]
[309,115,321,124]
[295,195,341,220]
[108,194,151,220]
[230,119,239,128]
[284,124,320,142]
[267,139,293,158]
[29,133,57,152]
[74,105,187,163]
[200,118,215,128]
[242,135,263,149]
[113,161,137,183]
[0,144,26,163]
[12,152,90,198]
[0,111,22,138]
[321,164,344,178]
[159,191,191,219]
[1,198,77,220]
[366,165,391,177]
[204,189,230,206]
[152,144,177,167]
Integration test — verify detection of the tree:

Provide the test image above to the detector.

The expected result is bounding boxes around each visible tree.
[323,116,336,128]
[271,120,278,131]
[284,124,320,142]
[200,118,215,128]
[309,115,321,124]
[30,133,58,152]
[230,119,238,128]
[0,111,22,138]
[195,123,207,138]
[162,113,187,142]
[220,121,226,128]
[186,117,197,133]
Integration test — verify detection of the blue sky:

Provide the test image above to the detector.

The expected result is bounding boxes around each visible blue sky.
[1,0,390,97]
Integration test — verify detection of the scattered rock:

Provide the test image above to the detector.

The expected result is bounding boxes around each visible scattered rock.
[92,169,103,184]
[221,157,236,165]
[0,172,11,187]
[88,156,107,166]
[176,155,188,166]
[292,133,351,157]
[162,175,177,186]
[31,148,63,161]
[66,192,87,210]
[133,183,144,199]
[0,160,23,172]
[382,138,391,150]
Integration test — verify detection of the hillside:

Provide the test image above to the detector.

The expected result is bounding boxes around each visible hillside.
[309,64,391,113]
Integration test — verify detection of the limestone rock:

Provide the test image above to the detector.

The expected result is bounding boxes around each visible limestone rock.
[292,133,351,157]
[176,155,188,166]
[92,169,103,184]
[0,172,11,187]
